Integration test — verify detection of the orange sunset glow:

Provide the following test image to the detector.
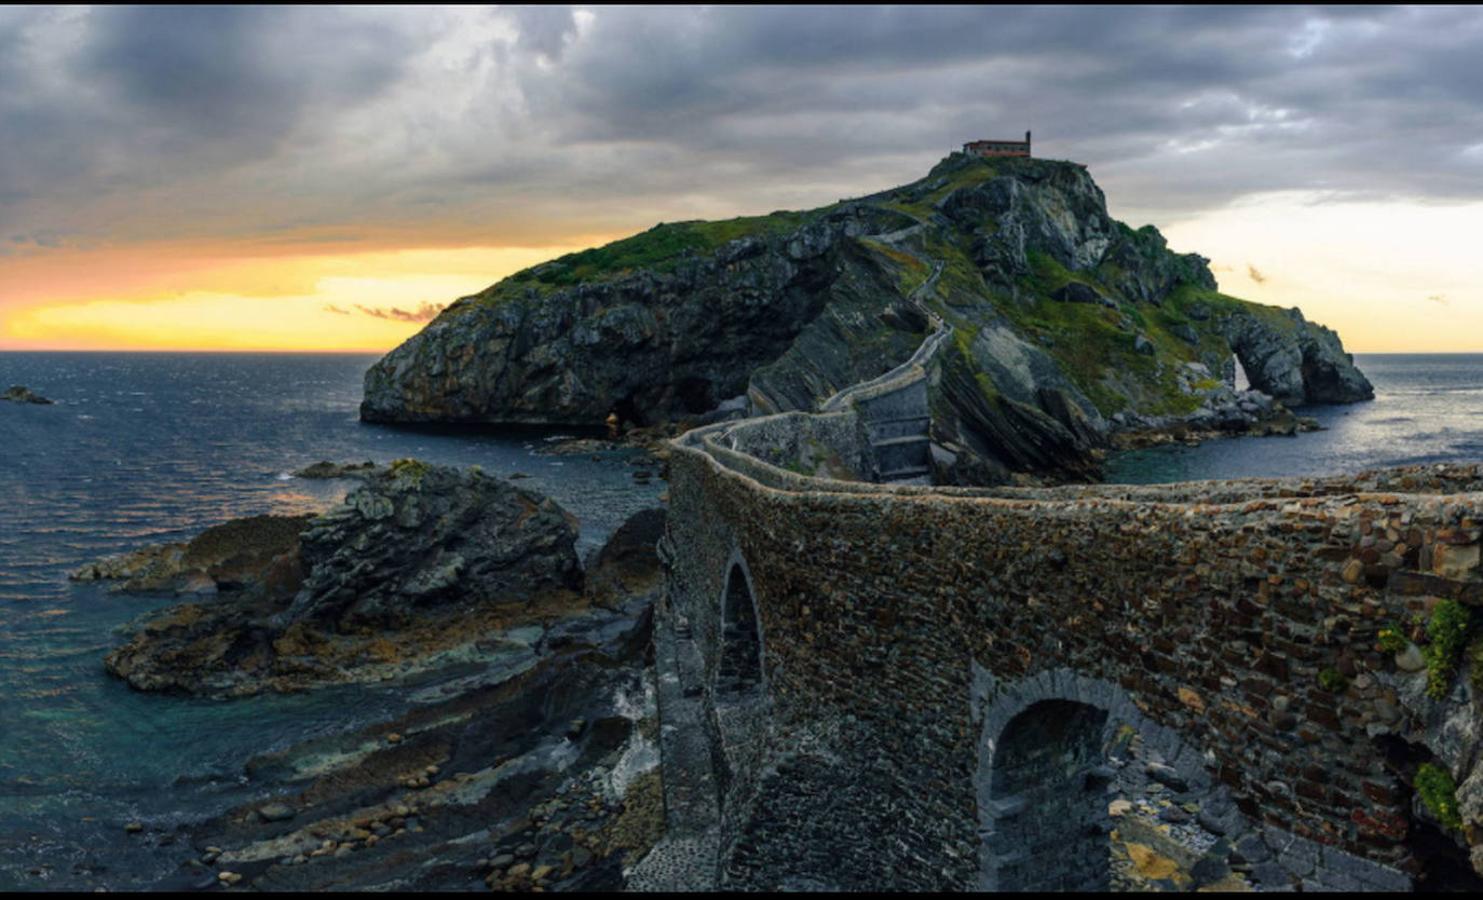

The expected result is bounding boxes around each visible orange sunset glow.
[1,5,1479,353]
[0,241,603,352]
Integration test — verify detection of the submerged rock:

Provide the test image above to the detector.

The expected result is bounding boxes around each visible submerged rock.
[292,460,378,480]
[2,384,53,405]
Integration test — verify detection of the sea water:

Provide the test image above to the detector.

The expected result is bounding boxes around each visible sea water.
[1,351,1479,888]
[1106,354,1483,483]
[0,352,664,889]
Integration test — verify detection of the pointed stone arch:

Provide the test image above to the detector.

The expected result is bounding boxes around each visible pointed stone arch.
[716,549,765,701]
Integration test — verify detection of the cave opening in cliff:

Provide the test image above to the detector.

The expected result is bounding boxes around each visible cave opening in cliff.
[613,392,647,429]
[675,376,716,415]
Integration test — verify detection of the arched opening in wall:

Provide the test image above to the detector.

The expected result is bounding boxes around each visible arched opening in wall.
[979,674,1259,892]
[716,563,763,701]
[1372,734,1483,892]
[983,700,1111,892]
[709,559,767,808]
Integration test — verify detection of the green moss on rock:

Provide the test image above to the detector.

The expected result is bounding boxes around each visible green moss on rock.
[1423,599,1473,700]
[1415,762,1462,831]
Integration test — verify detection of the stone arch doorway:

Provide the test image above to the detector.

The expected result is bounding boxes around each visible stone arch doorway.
[983,699,1113,891]
[716,557,764,700]
[708,551,769,807]
[975,667,1236,893]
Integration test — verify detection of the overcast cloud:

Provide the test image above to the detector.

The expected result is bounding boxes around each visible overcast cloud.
[3,4,1482,250]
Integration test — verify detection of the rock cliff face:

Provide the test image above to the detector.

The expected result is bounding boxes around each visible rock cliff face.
[360,205,921,428]
[362,153,1372,483]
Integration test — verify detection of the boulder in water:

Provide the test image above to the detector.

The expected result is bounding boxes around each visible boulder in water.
[102,461,587,696]
[2,385,53,405]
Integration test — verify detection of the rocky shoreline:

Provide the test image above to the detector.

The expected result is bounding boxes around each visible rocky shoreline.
[88,460,670,891]
[88,462,595,697]
[1108,384,1322,452]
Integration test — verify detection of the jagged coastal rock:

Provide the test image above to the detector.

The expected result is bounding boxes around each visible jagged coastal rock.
[72,514,313,596]
[292,459,378,479]
[3,384,53,405]
[280,459,582,629]
[103,479,671,892]
[361,153,1372,483]
[96,461,597,696]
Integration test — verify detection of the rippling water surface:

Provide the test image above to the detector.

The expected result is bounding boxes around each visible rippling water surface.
[0,352,663,890]
[1106,354,1483,483]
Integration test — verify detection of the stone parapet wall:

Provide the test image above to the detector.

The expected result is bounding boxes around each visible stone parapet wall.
[659,429,1483,890]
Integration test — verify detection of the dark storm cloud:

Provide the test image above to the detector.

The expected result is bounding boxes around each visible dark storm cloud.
[77,6,412,153]
[0,5,417,228]
[506,5,579,61]
[464,4,1483,231]
[3,5,1481,246]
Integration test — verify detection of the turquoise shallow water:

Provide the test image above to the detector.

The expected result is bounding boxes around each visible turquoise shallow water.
[1106,354,1483,483]
[0,352,664,890]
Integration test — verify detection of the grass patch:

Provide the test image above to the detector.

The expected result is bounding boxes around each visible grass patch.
[515,211,818,288]
[860,239,931,296]
[444,208,830,316]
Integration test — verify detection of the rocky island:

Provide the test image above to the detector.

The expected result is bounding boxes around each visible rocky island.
[3,384,53,405]
[361,152,1372,485]
[351,152,1483,893]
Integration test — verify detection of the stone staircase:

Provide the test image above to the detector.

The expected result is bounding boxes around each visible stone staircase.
[867,415,933,483]
[626,540,722,891]
[820,318,948,485]
[815,260,948,485]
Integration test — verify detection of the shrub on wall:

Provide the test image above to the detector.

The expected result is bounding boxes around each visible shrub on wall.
[1423,600,1474,700]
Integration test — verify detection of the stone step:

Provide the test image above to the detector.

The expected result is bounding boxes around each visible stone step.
[866,413,931,426]
[871,434,930,449]
[879,465,931,481]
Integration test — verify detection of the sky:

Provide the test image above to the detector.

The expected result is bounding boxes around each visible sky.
[1,5,1481,352]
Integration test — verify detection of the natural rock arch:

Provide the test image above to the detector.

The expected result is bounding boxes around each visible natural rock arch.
[974,666,1240,892]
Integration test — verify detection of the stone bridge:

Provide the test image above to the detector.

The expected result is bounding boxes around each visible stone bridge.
[638,397,1483,891]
